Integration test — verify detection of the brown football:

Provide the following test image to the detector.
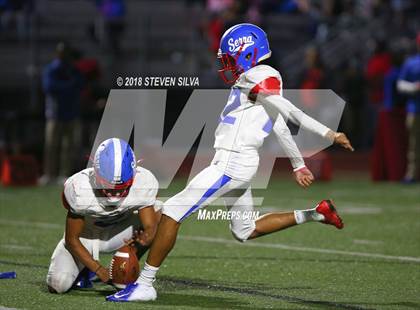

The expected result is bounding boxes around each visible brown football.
[109,245,140,289]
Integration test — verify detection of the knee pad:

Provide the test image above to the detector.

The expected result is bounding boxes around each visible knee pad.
[46,272,75,294]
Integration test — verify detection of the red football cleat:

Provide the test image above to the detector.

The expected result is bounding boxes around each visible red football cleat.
[316,200,344,229]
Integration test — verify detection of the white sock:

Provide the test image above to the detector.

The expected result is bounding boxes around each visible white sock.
[136,262,159,286]
[294,207,325,224]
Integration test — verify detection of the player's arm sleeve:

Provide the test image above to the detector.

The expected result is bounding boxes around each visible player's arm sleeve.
[62,180,85,216]
[137,173,159,210]
[272,114,306,171]
[261,94,331,138]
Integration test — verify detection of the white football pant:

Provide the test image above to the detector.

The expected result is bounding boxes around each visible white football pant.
[46,213,140,293]
[162,164,256,242]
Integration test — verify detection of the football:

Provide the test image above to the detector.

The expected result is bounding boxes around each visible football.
[109,245,140,289]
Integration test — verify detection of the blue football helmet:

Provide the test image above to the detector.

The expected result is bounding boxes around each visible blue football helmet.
[218,23,271,84]
[93,138,136,202]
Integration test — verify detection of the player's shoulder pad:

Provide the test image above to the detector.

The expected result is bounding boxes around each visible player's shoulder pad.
[132,166,159,189]
[245,65,281,83]
[239,65,282,97]
[63,168,93,215]
[124,166,159,208]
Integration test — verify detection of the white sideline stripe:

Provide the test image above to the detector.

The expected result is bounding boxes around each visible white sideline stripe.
[0,244,34,250]
[264,198,385,210]
[0,219,61,229]
[340,207,382,214]
[260,206,382,215]
[1,219,419,263]
[0,306,22,310]
[115,251,129,258]
[353,239,383,246]
[179,235,420,263]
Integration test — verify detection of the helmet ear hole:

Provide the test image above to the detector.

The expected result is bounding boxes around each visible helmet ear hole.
[245,53,252,60]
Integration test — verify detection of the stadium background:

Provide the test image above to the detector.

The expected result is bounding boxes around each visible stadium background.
[0,1,420,309]
[0,0,419,181]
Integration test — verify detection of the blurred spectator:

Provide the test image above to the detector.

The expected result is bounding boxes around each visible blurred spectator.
[246,1,261,25]
[371,50,408,181]
[260,0,301,14]
[203,0,244,56]
[397,33,420,183]
[73,50,107,160]
[221,1,243,30]
[298,46,331,180]
[0,0,34,40]
[364,40,391,147]
[207,13,224,54]
[95,0,125,56]
[206,0,234,14]
[300,46,327,90]
[340,60,365,149]
[39,43,84,185]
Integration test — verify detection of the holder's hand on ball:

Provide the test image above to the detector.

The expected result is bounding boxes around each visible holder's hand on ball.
[95,265,110,283]
[123,236,136,246]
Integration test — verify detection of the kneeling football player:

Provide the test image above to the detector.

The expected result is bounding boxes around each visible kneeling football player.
[46,138,161,293]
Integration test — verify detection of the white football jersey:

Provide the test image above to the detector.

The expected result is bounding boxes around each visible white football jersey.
[63,167,158,225]
[214,65,281,155]
[212,64,330,180]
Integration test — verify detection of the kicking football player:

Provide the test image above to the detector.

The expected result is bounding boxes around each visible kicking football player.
[107,23,354,302]
[46,138,161,293]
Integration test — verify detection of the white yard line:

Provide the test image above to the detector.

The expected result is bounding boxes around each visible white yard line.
[260,205,382,214]
[353,239,384,246]
[179,235,420,263]
[0,244,35,251]
[0,219,61,229]
[1,218,418,263]
[339,207,382,214]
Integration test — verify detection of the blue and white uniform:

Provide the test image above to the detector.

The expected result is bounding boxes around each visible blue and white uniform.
[162,64,331,241]
[46,165,159,293]
[104,22,337,304]
[64,166,158,221]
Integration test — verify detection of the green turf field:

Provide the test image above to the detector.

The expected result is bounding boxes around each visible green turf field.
[0,179,419,309]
